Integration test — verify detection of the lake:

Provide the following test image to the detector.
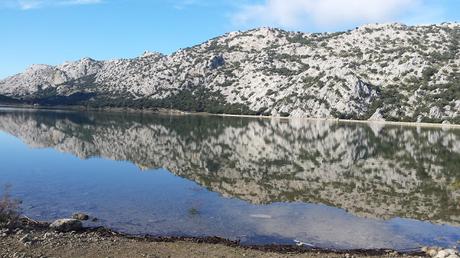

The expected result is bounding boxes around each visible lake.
[0,107,460,251]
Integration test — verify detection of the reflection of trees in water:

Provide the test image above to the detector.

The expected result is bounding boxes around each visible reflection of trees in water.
[0,109,460,225]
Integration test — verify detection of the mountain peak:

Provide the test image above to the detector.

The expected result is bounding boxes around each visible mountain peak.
[140,51,163,58]
[0,23,458,124]
[26,64,54,72]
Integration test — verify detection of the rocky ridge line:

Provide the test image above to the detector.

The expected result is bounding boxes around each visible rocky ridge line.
[0,23,459,123]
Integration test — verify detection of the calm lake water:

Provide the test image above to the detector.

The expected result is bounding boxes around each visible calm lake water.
[1,107,460,251]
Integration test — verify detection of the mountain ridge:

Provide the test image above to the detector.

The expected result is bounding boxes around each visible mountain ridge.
[1,22,459,123]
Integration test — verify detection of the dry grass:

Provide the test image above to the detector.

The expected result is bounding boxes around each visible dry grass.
[0,184,21,230]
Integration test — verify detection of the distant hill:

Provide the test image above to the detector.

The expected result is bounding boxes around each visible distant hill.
[0,23,459,123]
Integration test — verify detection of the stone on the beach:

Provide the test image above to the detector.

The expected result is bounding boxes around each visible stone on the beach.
[0,229,8,237]
[72,213,90,221]
[434,249,460,258]
[50,219,82,232]
[19,234,31,243]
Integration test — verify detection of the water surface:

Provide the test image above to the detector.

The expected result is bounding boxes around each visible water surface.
[0,108,460,250]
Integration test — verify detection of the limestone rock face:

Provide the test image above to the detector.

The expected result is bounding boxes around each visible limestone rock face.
[369,108,385,121]
[0,23,459,123]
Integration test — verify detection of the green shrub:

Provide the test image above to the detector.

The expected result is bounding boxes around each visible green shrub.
[422,67,438,80]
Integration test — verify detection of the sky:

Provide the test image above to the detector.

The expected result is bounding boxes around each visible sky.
[1,0,459,79]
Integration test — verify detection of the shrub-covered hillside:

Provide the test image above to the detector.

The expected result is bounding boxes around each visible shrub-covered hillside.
[0,23,459,123]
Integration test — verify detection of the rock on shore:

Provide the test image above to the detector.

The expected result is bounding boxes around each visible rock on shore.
[49,219,83,232]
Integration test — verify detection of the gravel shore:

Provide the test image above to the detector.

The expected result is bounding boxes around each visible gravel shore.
[0,218,430,258]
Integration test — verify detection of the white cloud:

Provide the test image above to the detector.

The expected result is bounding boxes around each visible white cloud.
[2,0,102,10]
[233,0,441,30]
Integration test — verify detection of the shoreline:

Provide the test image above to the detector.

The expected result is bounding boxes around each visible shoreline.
[0,217,429,258]
[214,113,460,129]
[1,103,459,130]
[1,104,458,257]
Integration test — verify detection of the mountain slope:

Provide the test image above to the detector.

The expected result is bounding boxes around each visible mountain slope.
[1,23,459,123]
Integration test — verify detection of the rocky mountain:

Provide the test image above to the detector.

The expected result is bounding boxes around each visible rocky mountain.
[0,23,459,123]
[1,109,459,225]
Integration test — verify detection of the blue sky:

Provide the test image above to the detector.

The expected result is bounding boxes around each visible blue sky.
[1,0,459,79]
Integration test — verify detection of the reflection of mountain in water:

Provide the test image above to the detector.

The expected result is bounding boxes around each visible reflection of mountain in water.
[1,109,460,225]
